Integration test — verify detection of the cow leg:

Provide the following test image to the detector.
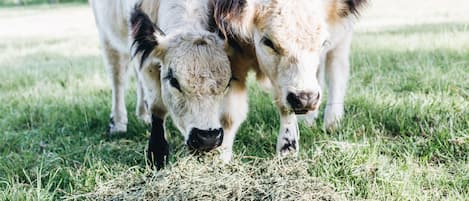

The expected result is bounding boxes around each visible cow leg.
[134,64,151,125]
[147,114,169,169]
[102,42,129,134]
[324,33,353,130]
[219,82,248,163]
[276,111,300,156]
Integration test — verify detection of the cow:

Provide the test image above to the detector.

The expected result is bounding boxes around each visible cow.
[91,0,232,169]
[212,0,367,162]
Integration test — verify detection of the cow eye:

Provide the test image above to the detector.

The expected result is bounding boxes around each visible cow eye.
[261,36,277,52]
[169,77,182,92]
[164,69,182,92]
[225,76,237,91]
[322,40,331,48]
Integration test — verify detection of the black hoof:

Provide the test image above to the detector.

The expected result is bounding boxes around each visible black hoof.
[147,145,169,170]
[280,137,297,153]
[108,117,115,132]
[108,117,127,134]
[147,115,169,170]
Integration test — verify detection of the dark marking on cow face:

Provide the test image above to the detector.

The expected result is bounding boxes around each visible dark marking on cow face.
[147,115,169,170]
[227,36,244,53]
[209,1,245,53]
[163,68,183,93]
[261,36,282,54]
[130,4,166,69]
[281,137,297,152]
[341,0,368,17]
[207,0,218,33]
[213,0,247,38]
[193,38,208,46]
[130,6,158,68]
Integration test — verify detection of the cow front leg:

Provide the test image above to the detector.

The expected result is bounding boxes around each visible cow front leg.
[147,115,169,169]
[277,112,300,157]
[218,82,248,163]
[102,44,128,134]
[134,64,151,125]
[324,32,352,130]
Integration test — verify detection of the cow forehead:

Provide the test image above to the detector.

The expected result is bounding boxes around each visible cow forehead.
[173,59,231,95]
[165,35,231,95]
[255,0,327,52]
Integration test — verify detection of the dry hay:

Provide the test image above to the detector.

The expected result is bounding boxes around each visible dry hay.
[72,154,345,201]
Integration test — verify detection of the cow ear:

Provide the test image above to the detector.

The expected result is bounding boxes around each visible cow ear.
[130,5,166,67]
[337,0,368,17]
[213,0,248,38]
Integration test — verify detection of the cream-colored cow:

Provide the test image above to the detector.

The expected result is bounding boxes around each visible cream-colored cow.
[91,0,231,168]
[212,0,367,161]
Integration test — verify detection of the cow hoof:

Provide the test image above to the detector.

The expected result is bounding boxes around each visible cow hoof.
[277,137,299,157]
[324,106,344,131]
[109,117,127,134]
[218,149,233,164]
[138,113,152,126]
[147,149,169,170]
[323,115,342,131]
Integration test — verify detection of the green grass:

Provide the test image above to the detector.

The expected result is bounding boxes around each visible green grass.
[1,2,468,200]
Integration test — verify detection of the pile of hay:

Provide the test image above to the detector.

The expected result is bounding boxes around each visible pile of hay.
[75,155,344,200]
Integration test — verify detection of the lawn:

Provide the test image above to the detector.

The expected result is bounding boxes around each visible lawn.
[0,1,468,200]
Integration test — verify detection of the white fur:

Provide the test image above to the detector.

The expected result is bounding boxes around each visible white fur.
[90,0,153,132]
[323,29,353,129]
[216,0,361,160]
[304,17,356,129]
[91,0,231,146]
[218,87,248,162]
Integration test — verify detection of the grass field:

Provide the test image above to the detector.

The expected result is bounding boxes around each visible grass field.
[0,1,468,200]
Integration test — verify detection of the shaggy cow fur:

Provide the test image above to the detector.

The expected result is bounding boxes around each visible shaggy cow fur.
[212,0,367,160]
[91,0,231,168]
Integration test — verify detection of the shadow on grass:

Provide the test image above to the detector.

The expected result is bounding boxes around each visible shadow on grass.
[0,52,151,194]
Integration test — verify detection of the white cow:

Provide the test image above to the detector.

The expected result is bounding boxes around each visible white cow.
[91,0,231,169]
[212,0,367,161]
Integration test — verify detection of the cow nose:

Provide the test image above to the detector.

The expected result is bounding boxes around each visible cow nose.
[187,128,224,151]
[287,91,320,114]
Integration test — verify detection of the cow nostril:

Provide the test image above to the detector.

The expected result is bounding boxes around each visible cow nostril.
[287,91,321,114]
[299,92,313,101]
[188,127,224,151]
[287,92,302,108]
[214,128,223,136]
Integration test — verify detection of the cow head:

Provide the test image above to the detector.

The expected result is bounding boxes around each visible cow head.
[214,0,366,114]
[131,6,232,152]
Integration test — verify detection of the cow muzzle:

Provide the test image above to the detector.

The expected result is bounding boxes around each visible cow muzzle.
[286,91,321,114]
[187,128,224,151]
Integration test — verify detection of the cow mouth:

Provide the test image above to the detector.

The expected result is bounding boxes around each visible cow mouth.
[293,109,310,115]
[292,105,318,115]
[187,145,220,153]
